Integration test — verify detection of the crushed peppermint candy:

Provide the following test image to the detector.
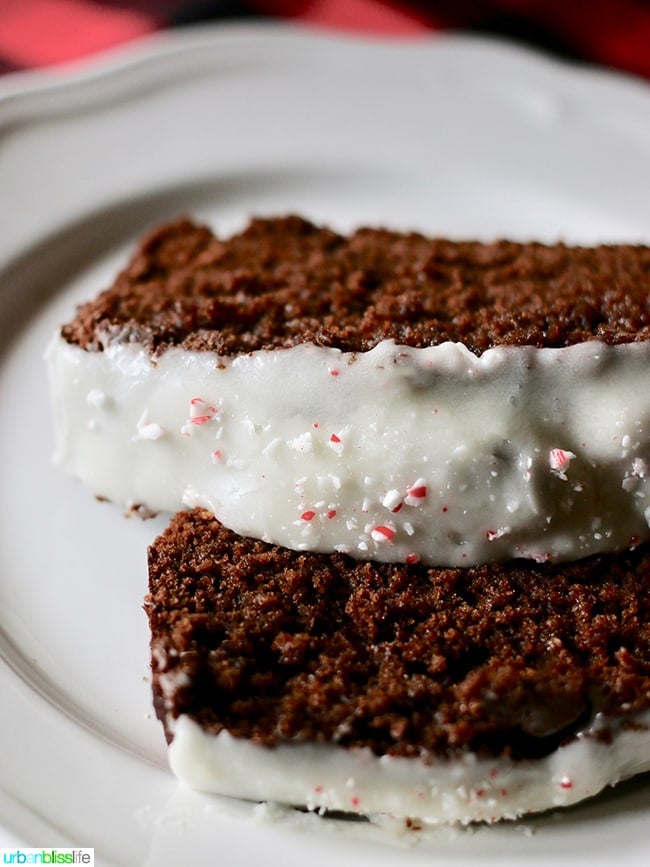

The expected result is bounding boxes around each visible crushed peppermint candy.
[133,410,164,442]
[328,432,344,455]
[405,479,428,506]
[486,527,510,541]
[189,396,218,425]
[382,489,404,512]
[371,525,396,542]
[289,432,314,453]
[181,397,219,435]
[548,448,576,480]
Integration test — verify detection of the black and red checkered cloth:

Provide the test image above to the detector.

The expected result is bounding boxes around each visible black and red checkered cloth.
[0,0,649,80]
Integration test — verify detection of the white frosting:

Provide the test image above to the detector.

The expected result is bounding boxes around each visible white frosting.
[168,712,650,824]
[46,335,650,566]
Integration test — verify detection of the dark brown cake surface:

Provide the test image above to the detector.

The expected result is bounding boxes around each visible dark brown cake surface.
[64,217,650,356]
[147,509,650,761]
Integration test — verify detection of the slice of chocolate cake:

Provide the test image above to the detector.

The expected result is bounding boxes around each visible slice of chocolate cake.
[147,509,650,824]
[47,217,650,567]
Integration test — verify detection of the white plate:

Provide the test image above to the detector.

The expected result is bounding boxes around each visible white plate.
[1,23,649,867]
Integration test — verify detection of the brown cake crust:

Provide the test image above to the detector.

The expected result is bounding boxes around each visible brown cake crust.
[146,509,650,761]
[63,217,650,356]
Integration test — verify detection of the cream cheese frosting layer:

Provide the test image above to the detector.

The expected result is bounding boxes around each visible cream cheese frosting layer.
[168,712,650,825]
[46,336,650,567]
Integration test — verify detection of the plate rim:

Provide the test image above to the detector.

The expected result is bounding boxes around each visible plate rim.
[1,20,649,117]
[1,21,650,865]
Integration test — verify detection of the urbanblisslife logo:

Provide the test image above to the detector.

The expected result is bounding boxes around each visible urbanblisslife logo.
[1,850,93,865]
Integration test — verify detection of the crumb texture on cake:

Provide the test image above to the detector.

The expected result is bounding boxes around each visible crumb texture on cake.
[62,216,650,356]
[147,509,650,761]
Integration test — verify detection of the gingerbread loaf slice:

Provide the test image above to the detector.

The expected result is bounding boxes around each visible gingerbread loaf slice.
[47,217,650,567]
[147,508,650,824]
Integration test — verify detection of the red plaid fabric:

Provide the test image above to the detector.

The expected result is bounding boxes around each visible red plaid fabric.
[0,0,649,78]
